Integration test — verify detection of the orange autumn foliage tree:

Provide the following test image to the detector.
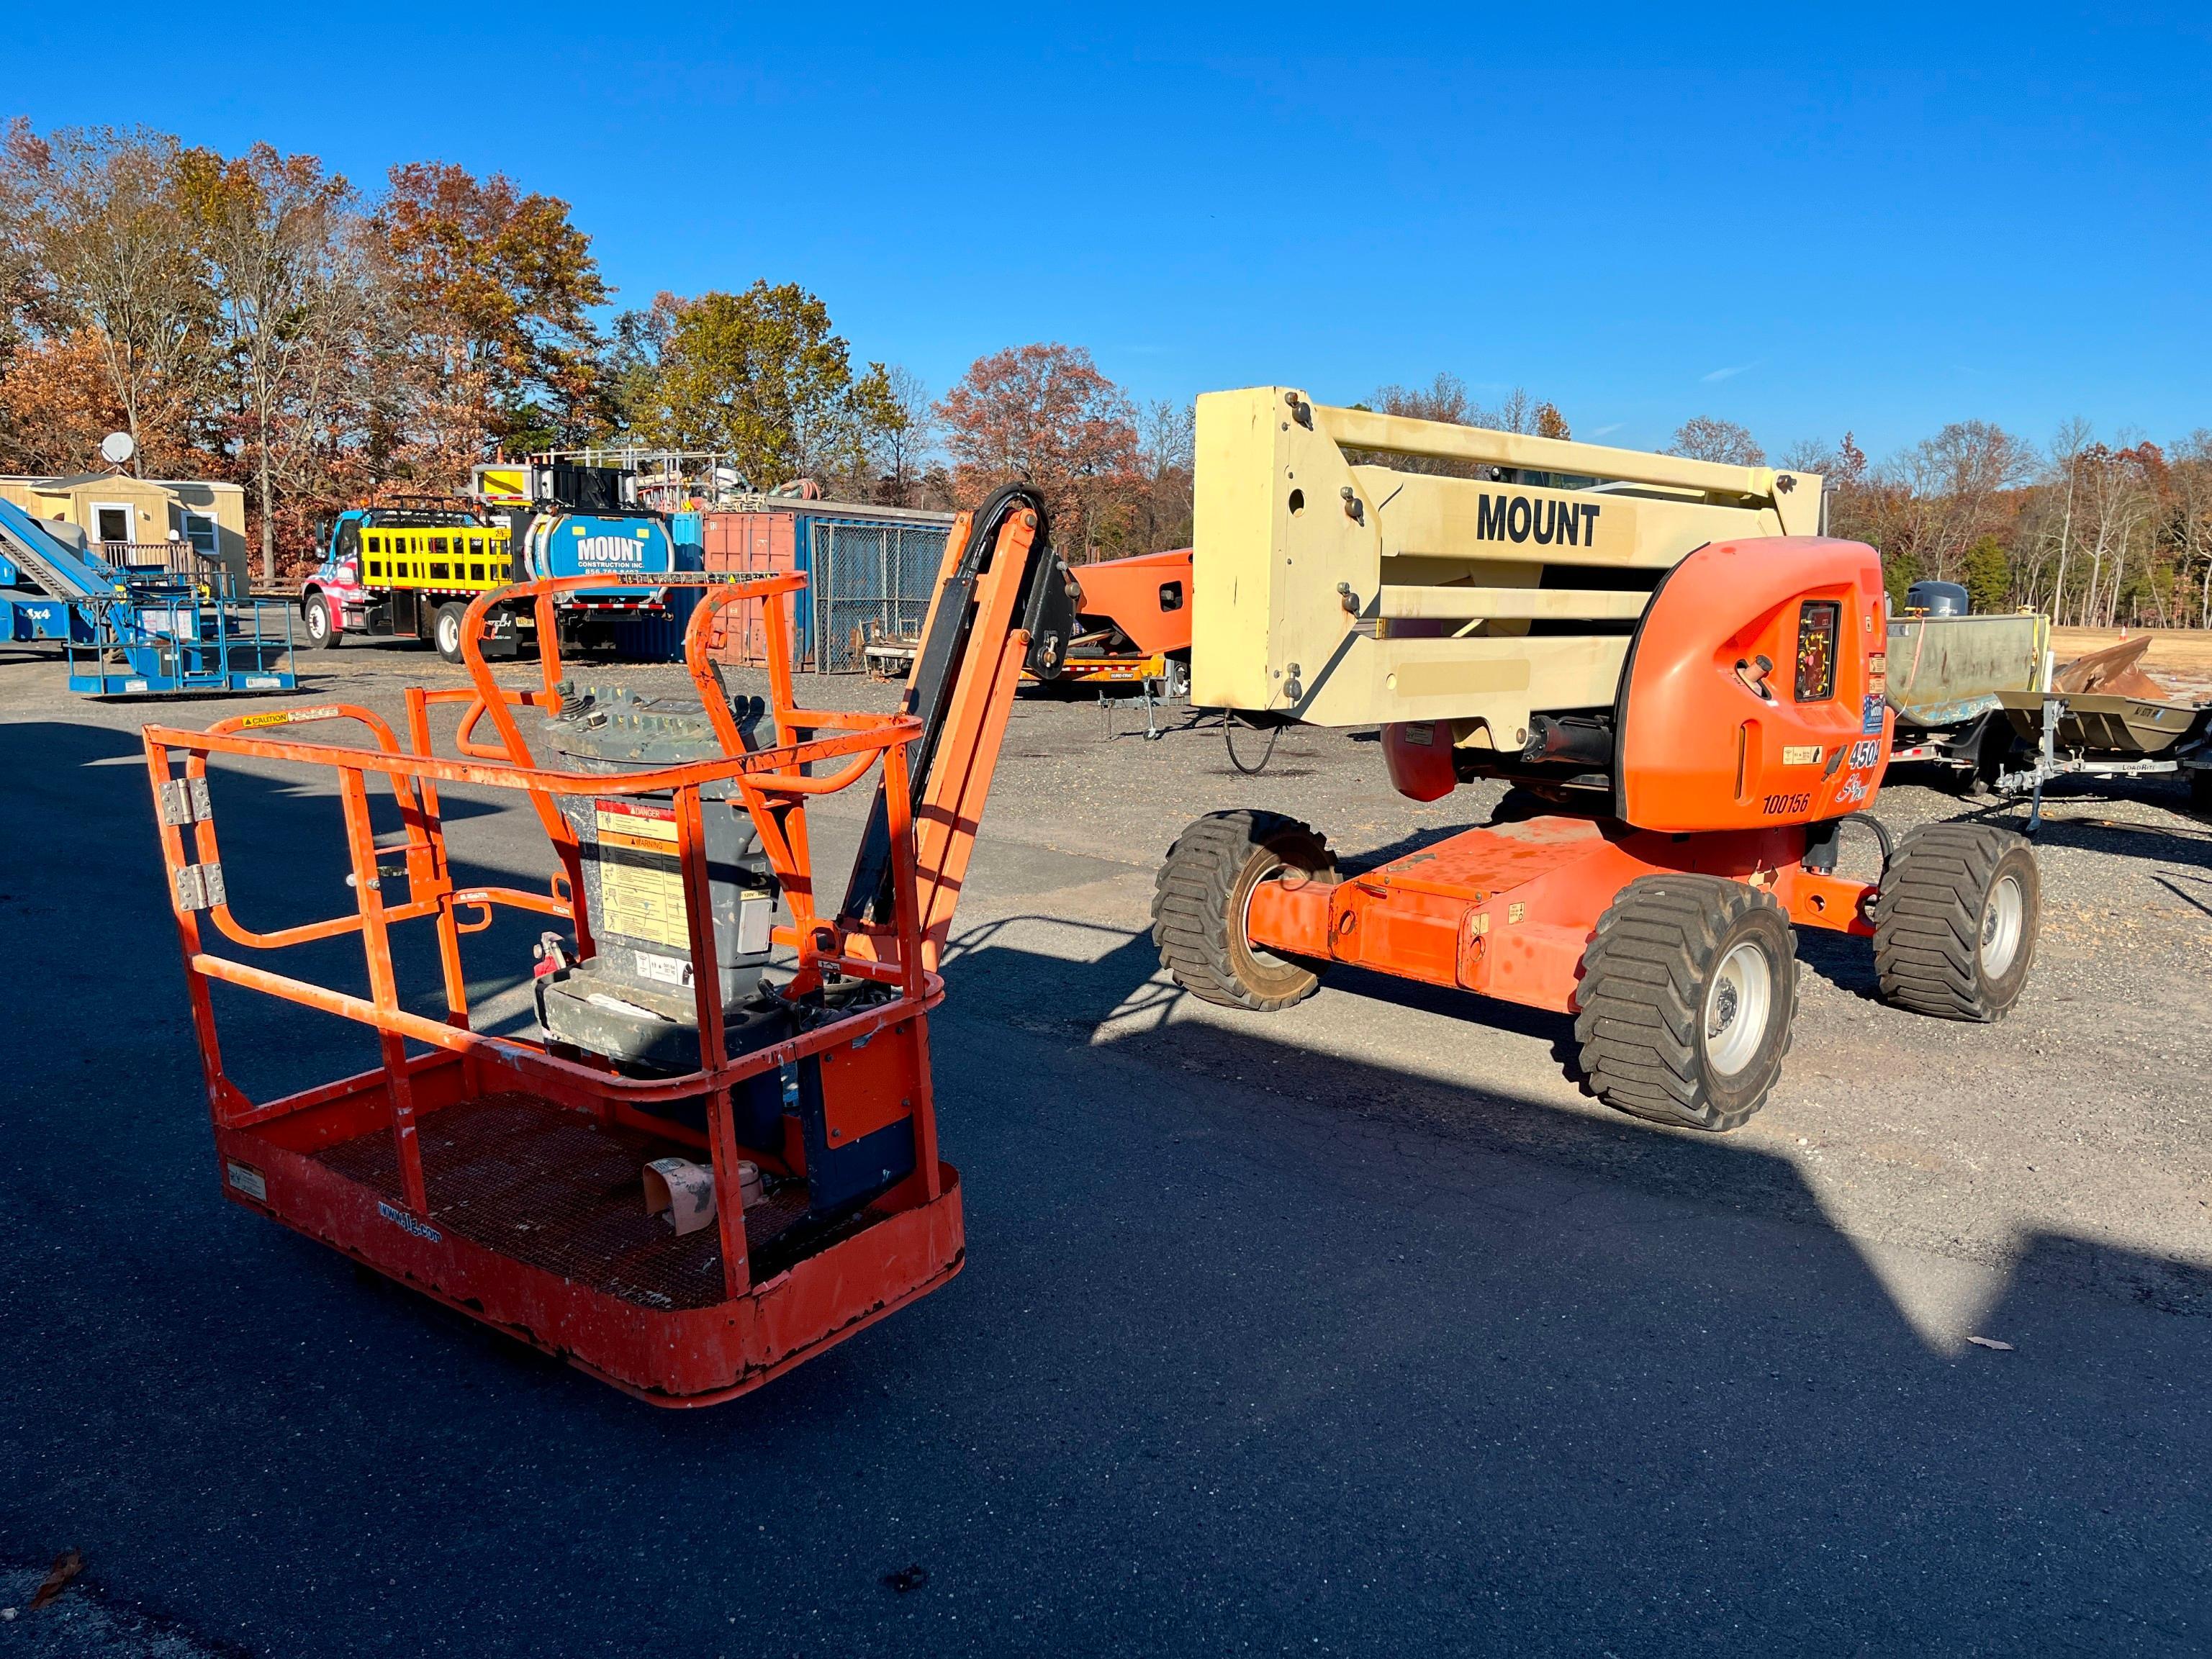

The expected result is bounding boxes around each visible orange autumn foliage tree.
[936,343,1143,560]
[374,162,607,487]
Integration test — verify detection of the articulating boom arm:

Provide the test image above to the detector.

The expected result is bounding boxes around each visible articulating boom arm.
[1190,387,1825,742]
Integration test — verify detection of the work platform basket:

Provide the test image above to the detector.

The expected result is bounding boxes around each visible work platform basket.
[143,572,962,1405]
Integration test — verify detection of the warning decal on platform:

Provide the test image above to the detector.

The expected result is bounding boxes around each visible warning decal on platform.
[595,799,690,950]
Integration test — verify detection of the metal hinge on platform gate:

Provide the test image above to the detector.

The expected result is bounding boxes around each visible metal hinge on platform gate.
[158,777,213,826]
[175,862,227,912]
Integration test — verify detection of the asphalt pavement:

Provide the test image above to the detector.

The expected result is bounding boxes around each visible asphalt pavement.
[1,641,2207,1656]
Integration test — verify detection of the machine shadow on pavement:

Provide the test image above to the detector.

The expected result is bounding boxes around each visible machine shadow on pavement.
[3,725,2207,1655]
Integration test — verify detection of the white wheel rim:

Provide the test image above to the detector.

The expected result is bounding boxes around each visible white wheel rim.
[307,605,325,638]
[1238,855,1296,973]
[1704,940,1774,1077]
[1981,874,2025,977]
[439,614,459,654]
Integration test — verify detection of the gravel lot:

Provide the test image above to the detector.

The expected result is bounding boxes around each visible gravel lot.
[3,636,2208,1655]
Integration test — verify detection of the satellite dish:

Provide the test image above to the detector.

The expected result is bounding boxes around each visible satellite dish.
[100,431,136,466]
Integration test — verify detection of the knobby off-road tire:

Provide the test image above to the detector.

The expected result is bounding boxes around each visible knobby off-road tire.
[1152,810,1339,1011]
[1873,823,2039,1021]
[1575,875,1800,1133]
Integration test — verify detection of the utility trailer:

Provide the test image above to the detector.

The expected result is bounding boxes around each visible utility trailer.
[1995,689,2212,829]
[145,487,1075,1403]
[1155,390,2043,1131]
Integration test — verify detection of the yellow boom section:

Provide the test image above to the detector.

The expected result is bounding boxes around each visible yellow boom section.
[1191,387,1824,741]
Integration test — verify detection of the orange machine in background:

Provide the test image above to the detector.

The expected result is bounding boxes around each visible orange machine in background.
[1046,547,1193,686]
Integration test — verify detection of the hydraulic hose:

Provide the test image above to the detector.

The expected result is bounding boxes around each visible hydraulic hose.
[1837,810,1894,877]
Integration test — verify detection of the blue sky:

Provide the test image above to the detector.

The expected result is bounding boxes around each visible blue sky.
[12,2,2211,463]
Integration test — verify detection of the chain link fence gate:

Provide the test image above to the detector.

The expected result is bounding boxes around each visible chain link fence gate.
[809,520,950,672]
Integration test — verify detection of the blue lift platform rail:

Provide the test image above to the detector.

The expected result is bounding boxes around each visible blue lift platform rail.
[0,495,295,696]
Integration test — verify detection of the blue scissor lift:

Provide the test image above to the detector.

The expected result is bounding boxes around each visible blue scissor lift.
[0,497,294,696]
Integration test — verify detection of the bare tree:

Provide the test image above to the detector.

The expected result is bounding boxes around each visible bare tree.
[868,364,934,505]
[1877,421,2033,586]
[1136,397,1196,549]
[1666,416,1765,466]
[2168,431,2212,628]
[1353,376,1564,477]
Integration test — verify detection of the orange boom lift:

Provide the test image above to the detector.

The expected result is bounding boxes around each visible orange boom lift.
[145,485,1075,1404]
[1155,391,2041,1128]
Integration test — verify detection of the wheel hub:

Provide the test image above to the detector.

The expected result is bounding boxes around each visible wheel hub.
[1703,941,1774,1077]
[1980,873,2024,977]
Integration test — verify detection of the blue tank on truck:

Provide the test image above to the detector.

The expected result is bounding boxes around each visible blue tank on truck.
[512,510,680,657]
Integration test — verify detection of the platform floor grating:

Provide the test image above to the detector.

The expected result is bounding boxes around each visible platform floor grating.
[312,1093,841,1310]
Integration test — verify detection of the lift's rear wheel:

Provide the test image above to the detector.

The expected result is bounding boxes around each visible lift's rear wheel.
[433,601,469,664]
[302,593,341,649]
[1873,823,2039,1020]
[1575,875,1799,1132]
[1153,810,1338,1011]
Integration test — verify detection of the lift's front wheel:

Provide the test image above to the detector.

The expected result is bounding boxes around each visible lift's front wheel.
[1152,810,1338,1011]
[1873,823,2039,1020]
[1575,875,1800,1132]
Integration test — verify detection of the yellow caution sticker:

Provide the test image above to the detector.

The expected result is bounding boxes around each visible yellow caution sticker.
[240,705,344,729]
[1782,744,1821,766]
[595,800,690,949]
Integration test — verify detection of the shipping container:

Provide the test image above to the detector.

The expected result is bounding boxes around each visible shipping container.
[695,498,953,672]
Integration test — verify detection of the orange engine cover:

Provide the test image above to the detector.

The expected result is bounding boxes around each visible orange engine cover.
[1618,536,1891,832]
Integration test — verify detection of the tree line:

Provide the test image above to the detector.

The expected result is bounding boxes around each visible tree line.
[0,121,1196,579]
[1365,374,2212,630]
[3,121,2203,622]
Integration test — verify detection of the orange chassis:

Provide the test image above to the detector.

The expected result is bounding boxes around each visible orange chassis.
[143,501,1049,1406]
[1238,536,1895,1019]
[1249,819,1874,1015]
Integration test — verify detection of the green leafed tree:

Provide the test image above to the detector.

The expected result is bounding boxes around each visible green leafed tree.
[1962,533,2012,614]
[640,281,886,489]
